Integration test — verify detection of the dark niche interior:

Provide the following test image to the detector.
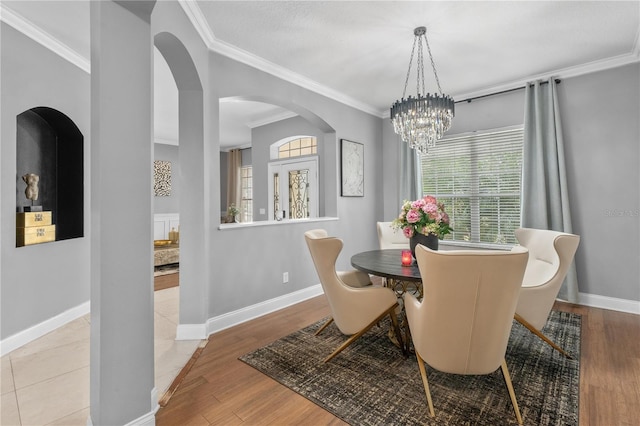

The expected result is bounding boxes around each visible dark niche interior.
[16,107,84,243]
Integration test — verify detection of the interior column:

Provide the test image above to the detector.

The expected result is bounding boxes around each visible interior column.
[90,1,157,424]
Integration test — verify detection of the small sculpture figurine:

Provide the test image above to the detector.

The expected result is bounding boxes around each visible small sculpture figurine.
[22,173,40,202]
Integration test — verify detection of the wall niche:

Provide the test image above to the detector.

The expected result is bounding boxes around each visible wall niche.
[16,107,84,245]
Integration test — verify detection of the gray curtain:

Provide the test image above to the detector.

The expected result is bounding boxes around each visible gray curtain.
[399,138,421,202]
[522,78,578,302]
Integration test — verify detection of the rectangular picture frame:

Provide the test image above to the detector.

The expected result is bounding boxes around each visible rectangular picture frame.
[340,139,364,197]
[154,160,172,196]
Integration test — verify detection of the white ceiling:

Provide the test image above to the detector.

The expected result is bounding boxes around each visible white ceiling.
[3,1,639,148]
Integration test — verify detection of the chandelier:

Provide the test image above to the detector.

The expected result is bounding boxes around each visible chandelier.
[390,26,454,155]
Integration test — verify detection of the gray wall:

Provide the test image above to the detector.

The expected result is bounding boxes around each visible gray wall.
[559,64,639,301]
[0,23,91,340]
[154,143,180,214]
[208,51,384,316]
[382,63,640,302]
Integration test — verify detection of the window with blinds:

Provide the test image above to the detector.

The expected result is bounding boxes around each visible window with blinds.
[240,166,253,222]
[421,126,523,246]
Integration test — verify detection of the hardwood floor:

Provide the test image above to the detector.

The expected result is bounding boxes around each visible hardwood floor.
[156,294,640,425]
[155,271,179,291]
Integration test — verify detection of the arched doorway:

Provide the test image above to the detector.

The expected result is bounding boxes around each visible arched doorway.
[153,31,209,332]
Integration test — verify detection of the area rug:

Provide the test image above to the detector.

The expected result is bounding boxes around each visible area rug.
[239,311,580,425]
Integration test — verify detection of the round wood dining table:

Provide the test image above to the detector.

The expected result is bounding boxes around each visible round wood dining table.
[350,249,423,353]
[350,249,421,282]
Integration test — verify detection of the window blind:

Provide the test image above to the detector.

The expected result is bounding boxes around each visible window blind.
[421,127,523,246]
[240,166,253,222]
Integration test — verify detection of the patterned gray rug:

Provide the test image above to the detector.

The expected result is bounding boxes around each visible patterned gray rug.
[239,310,580,425]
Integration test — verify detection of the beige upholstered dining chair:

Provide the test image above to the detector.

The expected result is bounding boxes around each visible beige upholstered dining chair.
[376,221,410,250]
[405,245,529,425]
[513,227,580,358]
[307,229,372,288]
[304,229,404,362]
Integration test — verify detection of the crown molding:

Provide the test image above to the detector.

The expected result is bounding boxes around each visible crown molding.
[0,3,90,74]
[177,0,215,47]
[154,137,178,146]
[246,110,298,129]
[447,50,640,107]
[178,0,381,118]
[220,142,252,152]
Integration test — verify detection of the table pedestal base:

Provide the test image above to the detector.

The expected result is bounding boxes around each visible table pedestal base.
[385,278,423,354]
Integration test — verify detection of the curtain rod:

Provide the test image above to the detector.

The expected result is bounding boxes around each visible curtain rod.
[455,78,561,104]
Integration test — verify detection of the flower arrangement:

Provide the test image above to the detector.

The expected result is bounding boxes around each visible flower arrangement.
[228,203,239,219]
[392,195,452,239]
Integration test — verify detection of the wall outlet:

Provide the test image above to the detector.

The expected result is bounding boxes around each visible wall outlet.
[259,208,265,215]
[282,272,289,283]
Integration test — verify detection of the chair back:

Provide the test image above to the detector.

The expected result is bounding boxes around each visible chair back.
[407,246,528,375]
[514,228,580,329]
[376,222,409,249]
[305,229,394,334]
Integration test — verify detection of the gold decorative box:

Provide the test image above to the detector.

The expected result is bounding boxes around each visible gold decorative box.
[17,211,52,227]
[16,224,56,246]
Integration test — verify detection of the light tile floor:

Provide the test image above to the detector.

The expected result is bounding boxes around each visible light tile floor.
[1,286,201,425]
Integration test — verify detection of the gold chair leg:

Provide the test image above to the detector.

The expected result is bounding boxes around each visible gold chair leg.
[501,359,523,425]
[514,313,573,359]
[323,303,400,363]
[416,351,435,417]
[315,317,334,336]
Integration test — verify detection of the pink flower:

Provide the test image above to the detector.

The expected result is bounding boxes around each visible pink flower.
[423,202,438,219]
[406,209,421,223]
[424,195,437,205]
[411,199,425,209]
[441,212,450,224]
[403,227,414,238]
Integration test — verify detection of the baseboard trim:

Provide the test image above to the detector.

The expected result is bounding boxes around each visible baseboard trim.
[1,301,90,356]
[206,284,324,337]
[175,323,207,341]
[578,292,640,315]
[86,388,158,426]
[151,387,159,412]
[123,408,156,426]
[176,285,324,340]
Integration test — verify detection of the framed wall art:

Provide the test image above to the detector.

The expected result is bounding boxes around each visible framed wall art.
[154,160,172,196]
[340,139,364,197]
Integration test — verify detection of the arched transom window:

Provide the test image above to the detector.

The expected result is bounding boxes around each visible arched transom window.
[275,136,317,159]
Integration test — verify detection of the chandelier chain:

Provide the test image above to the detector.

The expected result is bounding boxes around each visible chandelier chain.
[401,35,419,99]
[417,35,425,95]
[423,32,443,94]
